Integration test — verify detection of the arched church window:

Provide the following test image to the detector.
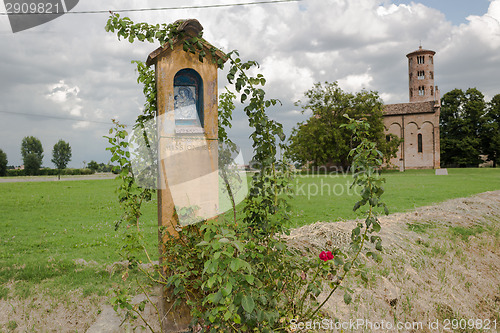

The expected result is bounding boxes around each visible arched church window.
[417,133,423,153]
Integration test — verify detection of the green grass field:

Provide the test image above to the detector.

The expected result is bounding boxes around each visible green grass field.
[0,179,158,299]
[0,168,499,299]
[288,168,500,227]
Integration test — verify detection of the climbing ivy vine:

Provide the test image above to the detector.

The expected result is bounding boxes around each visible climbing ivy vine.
[104,13,386,332]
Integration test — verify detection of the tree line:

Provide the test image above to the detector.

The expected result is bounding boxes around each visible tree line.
[287,81,400,169]
[440,88,500,167]
[288,83,500,169]
[0,137,114,177]
[2,87,496,175]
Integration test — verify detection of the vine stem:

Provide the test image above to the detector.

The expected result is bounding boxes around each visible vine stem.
[220,167,237,224]
[305,225,369,321]
[137,278,162,332]
[130,279,157,333]
[138,264,167,285]
[272,163,278,207]
[229,322,239,332]
[297,264,321,317]
[303,178,374,321]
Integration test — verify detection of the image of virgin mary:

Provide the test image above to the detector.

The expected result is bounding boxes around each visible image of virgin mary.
[174,86,197,121]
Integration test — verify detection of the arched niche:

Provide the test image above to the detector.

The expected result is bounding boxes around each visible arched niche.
[174,68,204,130]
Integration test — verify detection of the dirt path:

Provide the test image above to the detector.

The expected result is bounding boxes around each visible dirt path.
[1,191,499,332]
[286,190,500,332]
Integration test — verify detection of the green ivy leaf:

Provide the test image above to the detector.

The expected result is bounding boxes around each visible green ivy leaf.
[343,292,352,305]
[278,131,286,141]
[334,256,344,267]
[229,258,247,272]
[244,274,255,285]
[343,262,352,272]
[241,295,255,313]
[206,291,222,305]
[221,282,233,297]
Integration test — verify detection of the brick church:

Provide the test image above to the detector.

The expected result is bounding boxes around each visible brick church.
[383,46,441,170]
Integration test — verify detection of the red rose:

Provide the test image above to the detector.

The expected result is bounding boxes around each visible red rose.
[319,251,334,261]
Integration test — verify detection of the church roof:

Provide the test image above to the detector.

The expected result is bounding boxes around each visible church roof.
[406,46,436,58]
[383,100,439,116]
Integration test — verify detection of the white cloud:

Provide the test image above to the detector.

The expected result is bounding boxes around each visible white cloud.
[1,0,500,166]
[436,0,500,93]
[379,92,394,103]
[258,56,315,102]
[376,3,411,16]
[72,121,91,129]
[338,72,374,92]
[46,80,83,117]
[465,0,500,48]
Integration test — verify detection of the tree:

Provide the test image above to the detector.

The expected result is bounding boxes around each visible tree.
[21,136,43,175]
[0,149,7,176]
[440,88,485,167]
[288,81,400,169]
[51,139,72,179]
[482,94,500,167]
[87,160,99,173]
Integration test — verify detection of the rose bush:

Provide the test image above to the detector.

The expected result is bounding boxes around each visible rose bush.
[319,251,334,262]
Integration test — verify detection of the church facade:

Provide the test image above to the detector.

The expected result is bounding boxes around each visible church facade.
[383,46,441,170]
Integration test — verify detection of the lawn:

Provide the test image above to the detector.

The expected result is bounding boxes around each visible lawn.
[0,168,499,299]
[288,168,500,227]
[0,179,158,298]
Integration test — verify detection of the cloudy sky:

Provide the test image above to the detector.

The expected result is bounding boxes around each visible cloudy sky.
[0,0,498,168]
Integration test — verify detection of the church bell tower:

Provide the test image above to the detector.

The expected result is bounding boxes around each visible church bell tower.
[407,46,437,103]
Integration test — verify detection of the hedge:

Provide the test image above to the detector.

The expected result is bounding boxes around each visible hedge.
[5,168,95,177]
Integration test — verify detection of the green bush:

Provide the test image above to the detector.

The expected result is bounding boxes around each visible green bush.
[64,168,94,175]
[81,168,94,175]
[6,169,25,176]
[39,168,58,176]
[0,148,7,177]
[5,168,94,177]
